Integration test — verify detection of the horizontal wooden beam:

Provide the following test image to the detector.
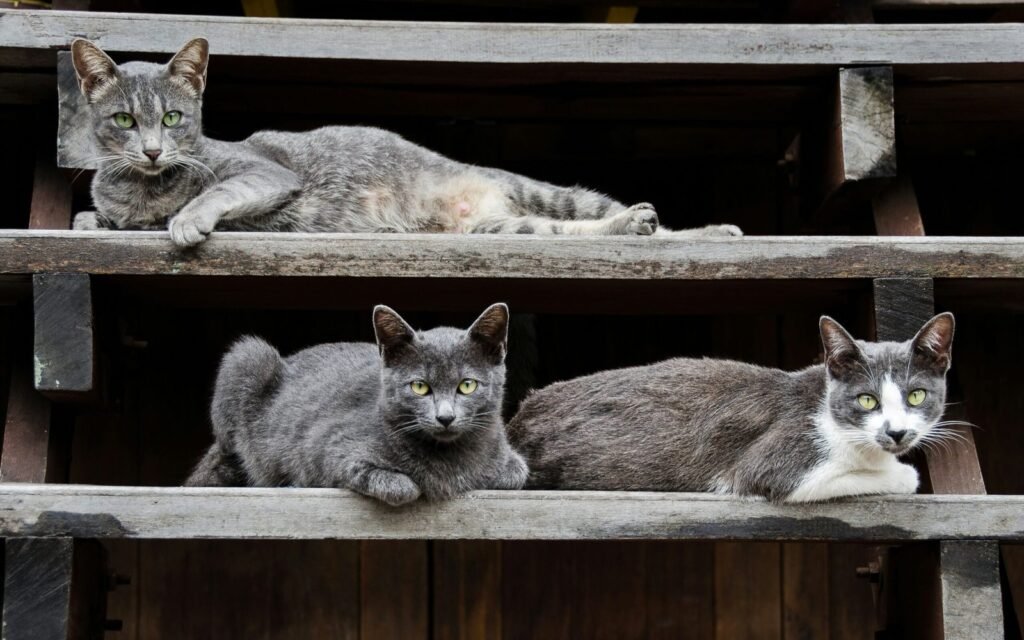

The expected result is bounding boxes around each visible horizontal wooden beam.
[4,10,1024,69]
[1,485,1023,541]
[2,232,1024,281]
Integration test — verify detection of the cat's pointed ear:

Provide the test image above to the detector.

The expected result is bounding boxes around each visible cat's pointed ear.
[911,312,955,374]
[373,305,416,362]
[467,303,509,363]
[71,39,120,103]
[819,316,864,378]
[167,38,209,97]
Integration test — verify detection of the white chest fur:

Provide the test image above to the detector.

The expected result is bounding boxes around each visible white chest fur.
[785,410,919,503]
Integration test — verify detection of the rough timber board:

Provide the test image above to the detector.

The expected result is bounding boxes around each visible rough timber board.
[4,10,1024,68]
[0,485,1023,541]
[2,232,1024,280]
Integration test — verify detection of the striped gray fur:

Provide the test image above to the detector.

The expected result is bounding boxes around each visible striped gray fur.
[70,38,742,247]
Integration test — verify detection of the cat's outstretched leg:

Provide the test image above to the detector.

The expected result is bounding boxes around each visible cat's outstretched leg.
[784,460,919,503]
[184,444,248,486]
[655,224,744,238]
[73,211,118,230]
[469,203,659,235]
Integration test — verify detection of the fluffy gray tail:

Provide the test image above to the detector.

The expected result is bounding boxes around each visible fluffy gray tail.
[209,336,283,446]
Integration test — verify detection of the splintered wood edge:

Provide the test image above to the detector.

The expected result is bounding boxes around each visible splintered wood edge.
[0,485,1022,541]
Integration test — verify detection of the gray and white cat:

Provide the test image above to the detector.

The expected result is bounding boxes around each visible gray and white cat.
[69,38,742,247]
[508,313,957,502]
[185,303,528,505]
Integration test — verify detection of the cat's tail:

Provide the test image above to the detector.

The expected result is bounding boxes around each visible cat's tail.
[210,336,284,447]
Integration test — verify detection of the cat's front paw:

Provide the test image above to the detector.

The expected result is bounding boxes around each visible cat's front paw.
[618,203,659,235]
[891,463,920,495]
[488,452,529,490]
[73,211,108,230]
[364,470,422,506]
[168,211,217,247]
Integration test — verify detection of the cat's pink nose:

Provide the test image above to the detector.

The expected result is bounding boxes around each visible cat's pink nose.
[143,149,162,161]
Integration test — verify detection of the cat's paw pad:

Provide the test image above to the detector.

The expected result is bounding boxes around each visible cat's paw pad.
[73,211,103,230]
[168,212,215,247]
[624,203,659,236]
[701,223,744,237]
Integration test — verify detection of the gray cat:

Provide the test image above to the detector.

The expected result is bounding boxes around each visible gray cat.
[69,38,742,247]
[185,303,528,505]
[508,313,957,502]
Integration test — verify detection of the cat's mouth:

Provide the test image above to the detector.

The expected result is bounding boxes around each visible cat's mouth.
[430,430,462,443]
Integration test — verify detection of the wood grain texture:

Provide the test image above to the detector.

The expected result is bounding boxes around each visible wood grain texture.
[32,273,93,393]
[3,233,1024,280]
[1,362,52,483]
[715,542,781,639]
[833,66,897,188]
[2,485,1024,541]
[646,541,715,640]
[782,543,829,640]
[3,537,73,640]
[27,138,71,230]
[872,278,934,342]
[433,541,502,640]
[7,10,1024,67]
[873,177,926,236]
[939,541,1004,639]
[360,541,428,640]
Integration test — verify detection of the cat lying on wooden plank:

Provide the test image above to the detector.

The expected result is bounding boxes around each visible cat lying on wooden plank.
[509,313,957,502]
[69,38,741,247]
[186,303,527,506]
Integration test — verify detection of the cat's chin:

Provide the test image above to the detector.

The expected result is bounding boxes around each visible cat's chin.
[429,432,463,444]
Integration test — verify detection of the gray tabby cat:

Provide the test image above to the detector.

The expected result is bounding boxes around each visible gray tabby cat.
[185,303,528,505]
[508,313,957,502]
[69,38,742,247]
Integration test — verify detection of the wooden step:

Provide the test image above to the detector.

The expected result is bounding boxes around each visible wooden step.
[1,484,1021,541]
[1,232,1023,280]
[3,10,1024,81]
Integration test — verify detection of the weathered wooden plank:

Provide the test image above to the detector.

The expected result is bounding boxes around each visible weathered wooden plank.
[872,278,934,342]
[33,273,93,394]
[939,541,1004,639]
[1,485,1023,541]
[828,66,897,193]
[6,10,1024,67]
[3,233,1024,280]
[2,537,73,640]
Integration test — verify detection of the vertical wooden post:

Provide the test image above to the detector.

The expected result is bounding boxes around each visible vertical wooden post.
[33,273,95,395]
[360,541,428,639]
[873,179,1004,638]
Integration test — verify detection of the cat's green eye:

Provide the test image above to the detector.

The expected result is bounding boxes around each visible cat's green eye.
[113,112,135,129]
[857,394,879,410]
[411,381,430,396]
[458,379,478,395]
[162,111,182,127]
[907,389,927,406]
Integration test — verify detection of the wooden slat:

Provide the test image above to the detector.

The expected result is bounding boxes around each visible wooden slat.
[873,177,926,236]
[0,363,53,483]
[1,485,1024,541]
[433,541,502,640]
[715,543,781,639]
[782,543,829,640]
[3,233,1024,280]
[33,273,93,394]
[6,11,1024,68]
[360,541,428,640]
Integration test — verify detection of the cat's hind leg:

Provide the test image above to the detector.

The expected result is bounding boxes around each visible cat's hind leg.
[469,203,658,236]
[184,444,248,486]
